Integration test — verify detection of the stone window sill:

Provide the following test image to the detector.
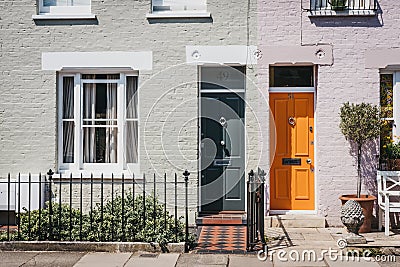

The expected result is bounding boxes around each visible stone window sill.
[146,12,211,19]
[32,14,97,20]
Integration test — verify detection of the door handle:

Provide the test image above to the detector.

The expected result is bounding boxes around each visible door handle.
[220,141,231,157]
[306,159,312,164]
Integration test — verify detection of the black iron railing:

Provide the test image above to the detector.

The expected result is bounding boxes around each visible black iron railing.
[246,168,267,252]
[0,170,191,251]
[309,0,377,11]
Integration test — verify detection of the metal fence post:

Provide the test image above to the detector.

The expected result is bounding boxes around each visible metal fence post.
[7,173,10,241]
[247,169,254,251]
[47,169,54,241]
[183,170,190,252]
[18,173,21,240]
[258,168,267,254]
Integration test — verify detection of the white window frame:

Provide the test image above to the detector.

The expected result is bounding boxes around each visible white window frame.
[57,72,140,175]
[37,0,93,17]
[147,0,210,18]
[381,71,400,139]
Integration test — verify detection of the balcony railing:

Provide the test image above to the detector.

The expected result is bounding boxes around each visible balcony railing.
[309,0,377,13]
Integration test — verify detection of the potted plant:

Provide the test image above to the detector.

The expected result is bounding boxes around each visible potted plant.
[329,0,347,10]
[339,102,380,233]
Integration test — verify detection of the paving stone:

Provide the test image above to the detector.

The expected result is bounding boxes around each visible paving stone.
[285,228,319,233]
[270,247,329,267]
[286,233,305,240]
[228,255,272,267]
[176,254,228,266]
[317,228,347,234]
[73,252,132,267]
[324,256,380,267]
[21,252,85,267]
[0,252,38,267]
[125,253,179,267]
[273,258,326,267]
[377,255,400,266]
[303,233,334,241]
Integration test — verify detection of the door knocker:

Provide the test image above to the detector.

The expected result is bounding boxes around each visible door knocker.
[219,116,227,127]
[288,117,296,126]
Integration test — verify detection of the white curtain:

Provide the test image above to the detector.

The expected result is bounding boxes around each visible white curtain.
[126,76,138,163]
[106,75,118,163]
[84,77,96,163]
[63,77,74,163]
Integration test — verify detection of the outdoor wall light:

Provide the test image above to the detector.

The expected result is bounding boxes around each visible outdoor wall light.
[315,49,326,59]
[192,50,201,60]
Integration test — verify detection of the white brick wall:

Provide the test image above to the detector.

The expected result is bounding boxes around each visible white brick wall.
[258,0,396,225]
[0,0,258,223]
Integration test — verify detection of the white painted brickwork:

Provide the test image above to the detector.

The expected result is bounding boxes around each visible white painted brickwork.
[258,0,397,225]
[0,0,258,224]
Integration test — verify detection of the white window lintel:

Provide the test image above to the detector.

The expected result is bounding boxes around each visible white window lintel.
[42,52,153,71]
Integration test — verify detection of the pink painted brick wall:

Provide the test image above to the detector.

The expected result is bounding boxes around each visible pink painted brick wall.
[259,0,398,225]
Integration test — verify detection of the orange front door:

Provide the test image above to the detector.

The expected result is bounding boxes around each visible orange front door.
[269,93,315,210]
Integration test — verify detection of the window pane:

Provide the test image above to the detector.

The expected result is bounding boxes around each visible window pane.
[63,77,74,119]
[82,74,120,80]
[83,83,117,120]
[380,74,393,118]
[84,127,117,163]
[44,0,68,6]
[63,121,74,163]
[270,66,314,87]
[82,76,118,164]
[126,76,138,119]
[153,0,206,11]
[380,120,394,159]
[73,0,91,6]
[44,0,90,6]
[200,66,246,90]
[126,121,138,163]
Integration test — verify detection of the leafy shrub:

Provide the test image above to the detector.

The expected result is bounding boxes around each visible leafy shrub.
[1,192,193,250]
[88,194,188,247]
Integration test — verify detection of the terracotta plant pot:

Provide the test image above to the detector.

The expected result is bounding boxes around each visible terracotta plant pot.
[339,194,377,233]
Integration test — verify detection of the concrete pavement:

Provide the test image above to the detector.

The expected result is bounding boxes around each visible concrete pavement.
[0,251,397,267]
[0,227,398,266]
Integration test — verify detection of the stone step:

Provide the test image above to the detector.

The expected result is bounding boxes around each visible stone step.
[265,214,326,228]
[196,214,246,225]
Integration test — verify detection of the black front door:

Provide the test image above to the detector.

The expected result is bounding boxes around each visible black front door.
[200,93,245,212]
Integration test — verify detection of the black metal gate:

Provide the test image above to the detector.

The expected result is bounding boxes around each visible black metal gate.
[246,168,267,252]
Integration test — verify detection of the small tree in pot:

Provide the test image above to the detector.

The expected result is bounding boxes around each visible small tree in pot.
[339,102,380,233]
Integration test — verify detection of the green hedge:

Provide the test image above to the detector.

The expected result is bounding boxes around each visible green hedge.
[1,193,194,249]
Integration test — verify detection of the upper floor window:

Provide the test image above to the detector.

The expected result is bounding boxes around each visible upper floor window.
[148,0,210,18]
[39,0,91,15]
[309,0,377,15]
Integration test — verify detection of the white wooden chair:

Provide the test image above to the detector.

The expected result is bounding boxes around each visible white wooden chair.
[377,171,400,236]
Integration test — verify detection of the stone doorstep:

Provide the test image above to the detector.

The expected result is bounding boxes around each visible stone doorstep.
[0,241,185,253]
[196,214,247,226]
[265,215,326,228]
